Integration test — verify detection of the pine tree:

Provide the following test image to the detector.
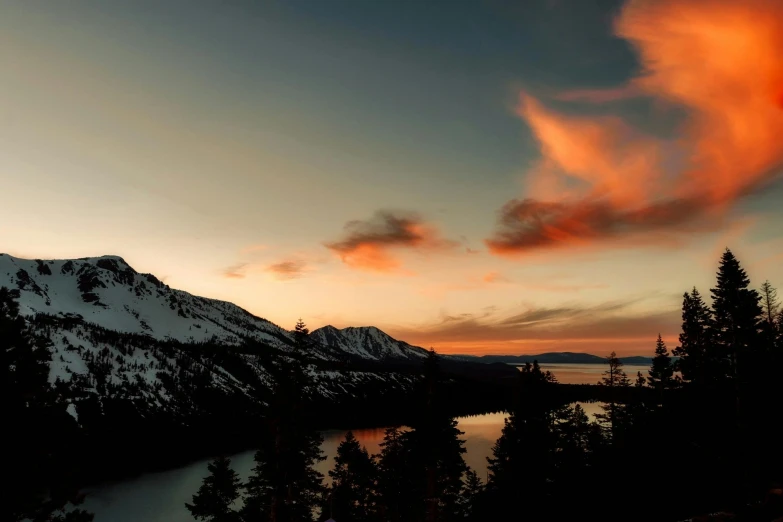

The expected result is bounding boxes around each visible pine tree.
[186,456,241,522]
[595,351,631,445]
[648,334,674,401]
[759,281,779,327]
[759,281,780,352]
[710,249,763,382]
[241,443,274,522]
[549,404,599,519]
[325,431,378,522]
[405,348,468,522]
[486,363,555,519]
[456,469,483,521]
[554,404,591,476]
[242,320,325,522]
[375,427,414,522]
[635,371,646,388]
[673,288,713,385]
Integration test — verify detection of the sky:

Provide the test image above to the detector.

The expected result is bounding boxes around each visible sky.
[1,0,782,355]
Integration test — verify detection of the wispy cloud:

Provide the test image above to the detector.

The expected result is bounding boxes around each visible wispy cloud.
[266,260,307,281]
[487,0,783,256]
[483,271,510,284]
[240,244,269,254]
[325,210,457,272]
[222,263,248,279]
[389,299,680,355]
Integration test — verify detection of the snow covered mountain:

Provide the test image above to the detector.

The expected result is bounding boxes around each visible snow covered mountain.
[0,253,428,424]
[0,254,297,350]
[0,254,435,363]
[311,325,429,361]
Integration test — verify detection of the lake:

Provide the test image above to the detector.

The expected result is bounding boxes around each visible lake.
[81,412,509,521]
[533,363,651,385]
[81,364,624,521]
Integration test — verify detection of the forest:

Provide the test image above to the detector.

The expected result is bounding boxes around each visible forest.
[3,248,782,521]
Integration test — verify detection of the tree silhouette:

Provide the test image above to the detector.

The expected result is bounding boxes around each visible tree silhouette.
[673,288,713,385]
[186,456,241,522]
[595,351,631,445]
[710,249,763,384]
[648,334,674,403]
[759,281,779,327]
[406,348,468,522]
[759,281,780,353]
[243,320,325,522]
[456,469,483,521]
[375,427,414,522]
[635,371,646,388]
[486,361,555,519]
[325,431,378,522]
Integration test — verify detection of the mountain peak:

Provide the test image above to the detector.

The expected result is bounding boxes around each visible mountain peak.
[311,324,427,361]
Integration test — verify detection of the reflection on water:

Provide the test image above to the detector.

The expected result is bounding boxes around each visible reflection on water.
[82,412,510,522]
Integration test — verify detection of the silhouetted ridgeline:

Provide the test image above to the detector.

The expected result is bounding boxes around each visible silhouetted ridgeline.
[471,352,658,365]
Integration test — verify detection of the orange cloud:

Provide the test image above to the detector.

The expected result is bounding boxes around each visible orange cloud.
[487,0,783,256]
[266,260,306,280]
[325,210,457,272]
[483,271,510,283]
[222,263,247,279]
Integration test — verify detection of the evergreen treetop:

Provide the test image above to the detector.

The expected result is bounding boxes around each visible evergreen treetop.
[710,249,763,381]
[648,334,674,392]
[673,287,713,384]
[185,456,241,522]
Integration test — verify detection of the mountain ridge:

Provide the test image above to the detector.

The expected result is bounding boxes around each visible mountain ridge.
[310,324,429,361]
[467,352,655,365]
[0,253,517,420]
[2,254,654,367]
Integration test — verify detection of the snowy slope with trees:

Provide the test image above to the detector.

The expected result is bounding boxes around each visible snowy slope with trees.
[0,253,431,427]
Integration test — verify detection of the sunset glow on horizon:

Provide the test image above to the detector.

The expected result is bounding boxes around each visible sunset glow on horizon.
[1,0,781,355]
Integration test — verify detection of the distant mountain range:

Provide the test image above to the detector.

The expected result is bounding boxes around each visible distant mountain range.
[461,353,655,366]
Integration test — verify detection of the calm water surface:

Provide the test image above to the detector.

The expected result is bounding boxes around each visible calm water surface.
[81,412,509,522]
[82,365,619,521]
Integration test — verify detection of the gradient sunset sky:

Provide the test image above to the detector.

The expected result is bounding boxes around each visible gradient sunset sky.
[2,0,782,355]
